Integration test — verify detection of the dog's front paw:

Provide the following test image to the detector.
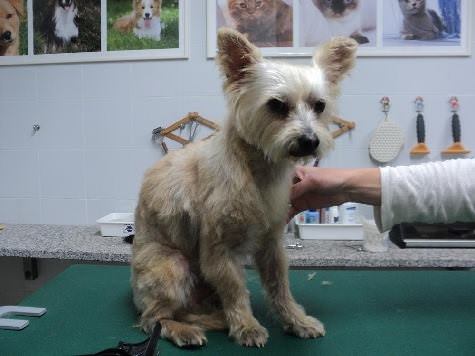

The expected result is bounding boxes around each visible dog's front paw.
[285,315,325,339]
[232,323,269,347]
[161,321,207,348]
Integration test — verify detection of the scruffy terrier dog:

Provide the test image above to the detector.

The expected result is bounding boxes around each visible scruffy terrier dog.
[132,28,357,348]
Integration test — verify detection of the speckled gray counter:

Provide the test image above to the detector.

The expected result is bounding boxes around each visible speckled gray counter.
[1,224,475,268]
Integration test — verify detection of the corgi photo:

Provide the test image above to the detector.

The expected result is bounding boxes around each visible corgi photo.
[114,0,163,41]
[131,28,357,348]
[0,0,25,56]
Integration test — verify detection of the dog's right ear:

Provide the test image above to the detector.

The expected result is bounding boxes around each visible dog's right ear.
[9,0,25,17]
[217,28,262,86]
[313,37,358,86]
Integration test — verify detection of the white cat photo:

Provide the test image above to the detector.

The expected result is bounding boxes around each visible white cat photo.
[300,0,377,47]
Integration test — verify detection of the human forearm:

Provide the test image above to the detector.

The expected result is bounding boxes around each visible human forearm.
[342,168,381,206]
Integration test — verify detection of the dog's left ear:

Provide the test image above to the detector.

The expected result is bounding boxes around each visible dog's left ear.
[313,37,358,86]
[9,0,25,17]
[216,28,262,86]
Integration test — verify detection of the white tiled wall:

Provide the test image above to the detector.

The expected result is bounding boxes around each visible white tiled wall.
[0,0,474,225]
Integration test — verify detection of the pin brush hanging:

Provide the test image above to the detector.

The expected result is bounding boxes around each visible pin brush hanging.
[410,97,430,155]
[369,97,404,164]
[442,97,470,155]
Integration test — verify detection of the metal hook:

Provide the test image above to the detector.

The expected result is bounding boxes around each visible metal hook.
[415,96,424,113]
[380,96,390,119]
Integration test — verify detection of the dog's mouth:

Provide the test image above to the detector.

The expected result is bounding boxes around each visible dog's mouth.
[143,17,153,28]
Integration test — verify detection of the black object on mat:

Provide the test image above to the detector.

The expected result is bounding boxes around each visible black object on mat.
[390,222,475,248]
[79,322,162,356]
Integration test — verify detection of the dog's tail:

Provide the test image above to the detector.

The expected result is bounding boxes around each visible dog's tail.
[177,311,227,331]
[113,14,135,32]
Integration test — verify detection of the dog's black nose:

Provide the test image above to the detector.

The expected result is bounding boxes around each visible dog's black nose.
[145,13,151,18]
[1,31,12,41]
[290,135,320,157]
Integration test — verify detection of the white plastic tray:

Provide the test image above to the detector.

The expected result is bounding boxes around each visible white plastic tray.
[96,213,135,237]
[296,221,363,240]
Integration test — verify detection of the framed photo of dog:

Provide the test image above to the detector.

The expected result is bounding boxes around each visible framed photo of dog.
[0,0,189,65]
[207,0,472,57]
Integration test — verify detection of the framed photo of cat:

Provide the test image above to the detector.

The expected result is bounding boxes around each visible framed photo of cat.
[0,0,189,66]
[207,0,472,57]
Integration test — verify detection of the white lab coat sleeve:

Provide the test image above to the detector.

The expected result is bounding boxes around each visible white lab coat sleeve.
[374,159,475,232]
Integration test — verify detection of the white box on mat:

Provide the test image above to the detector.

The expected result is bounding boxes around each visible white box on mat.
[296,221,363,241]
[96,213,135,237]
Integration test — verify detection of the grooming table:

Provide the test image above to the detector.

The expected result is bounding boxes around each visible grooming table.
[1,265,475,355]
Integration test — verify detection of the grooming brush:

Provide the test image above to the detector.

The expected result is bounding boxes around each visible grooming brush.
[410,97,430,155]
[369,97,404,164]
[442,97,470,155]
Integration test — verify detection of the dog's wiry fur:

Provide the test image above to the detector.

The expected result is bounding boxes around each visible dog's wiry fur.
[0,0,24,56]
[132,29,357,348]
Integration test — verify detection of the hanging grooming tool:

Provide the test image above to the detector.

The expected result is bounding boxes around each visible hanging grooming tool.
[410,97,430,155]
[151,112,220,154]
[442,97,470,155]
[369,97,404,164]
[330,116,356,139]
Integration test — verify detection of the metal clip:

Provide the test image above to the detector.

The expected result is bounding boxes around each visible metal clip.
[380,96,391,119]
[415,96,424,113]
[449,96,459,113]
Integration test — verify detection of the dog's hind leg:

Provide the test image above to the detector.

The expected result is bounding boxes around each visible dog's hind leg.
[131,242,207,347]
[254,228,325,339]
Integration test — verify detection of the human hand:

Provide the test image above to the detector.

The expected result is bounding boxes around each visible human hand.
[288,166,349,220]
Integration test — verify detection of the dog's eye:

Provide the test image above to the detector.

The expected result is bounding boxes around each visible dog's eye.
[267,98,289,117]
[142,6,145,9]
[313,100,326,114]
[6,13,13,19]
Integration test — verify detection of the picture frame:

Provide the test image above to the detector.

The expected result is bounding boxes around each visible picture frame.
[207,0,472,57]
[0,0,189,66]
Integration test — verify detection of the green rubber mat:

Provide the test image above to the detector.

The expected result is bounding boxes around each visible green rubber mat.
[1,265,475,355]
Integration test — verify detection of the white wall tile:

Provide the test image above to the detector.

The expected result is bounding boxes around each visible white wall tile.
[85,149,159,200]
[36,64,82,101]
[0,67,36,101]
[41,198,87,224]
[82,62,131,100]
[131,61,186,98]
[83,99,132,148]
[0,198,41,224]
[34,100,84,149]
[84,150,117,199]
[39,150,85,198]
[0,102,38,149]
[0,150,38,197]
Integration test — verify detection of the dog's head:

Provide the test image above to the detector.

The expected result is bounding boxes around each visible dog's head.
[56,0,76,10]
[0,0,23,47]
[217,28,357,163]
[134,0,161,21]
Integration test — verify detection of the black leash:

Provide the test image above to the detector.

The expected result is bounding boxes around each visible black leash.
[79,321,162,356]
